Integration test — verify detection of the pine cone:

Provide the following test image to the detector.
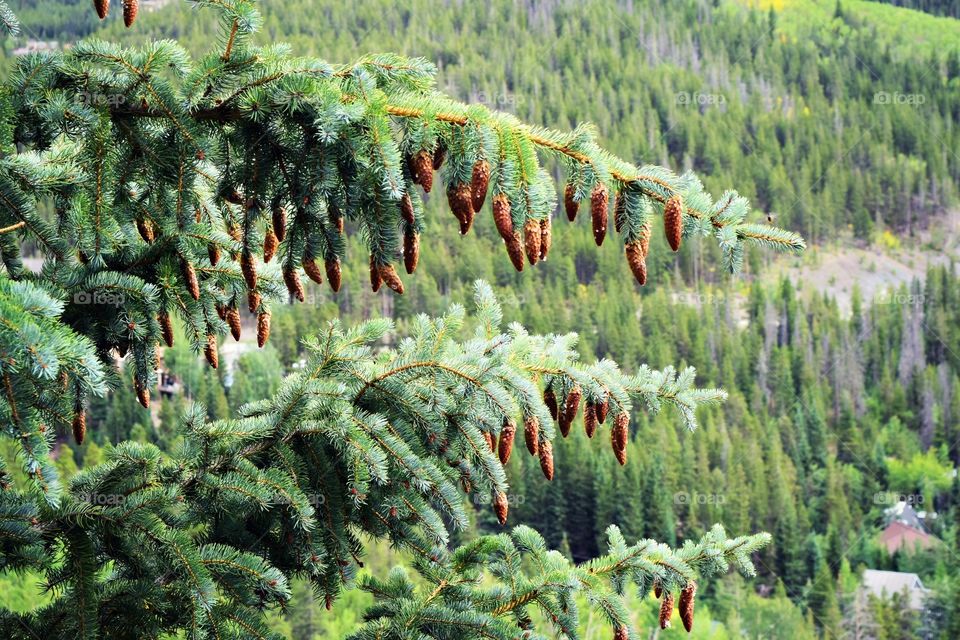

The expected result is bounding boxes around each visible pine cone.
[639,219,652,258]
[272,205,287,241]
[180,257,200,300]
[654,581,662,599]
[379,263,405,295]
[409,150,434,193]
[447,183,475,235]
[159,311,174,347]
[330,208,345,234]
[369,255,383,293]
[505,232,525,272]
[493,491,509,525]
[403,230,420,274]
[400,193,416,226]
[263,227,278,263]
[564,182,579,221]
[122,0,137,27]
[207,243,220,266]
[226,306,242,341]
[613,191,626,233]
[544,387,559,422]
[72,410,86,445]
[471,160,490,211]
[204,334,218,369]
[498,418,516,464]
[284,266,305,302]
[679,581,696,632]
[591,182,609,246]
[257,310,271,347]
[216,303,227,321]
[492,193,513,240]
[664,194,684,252]
[523,415,540,456]
[303,257,324,285]
[659,592,674,629]
[614,626,629,640]
[432,144,446,170]
[136,217,154,243]
[596,397,609,424]
[135,379,150,409]
[561,385,581,432]
[539,440,554,481]
[241,251,257,290]
[612,412,629,465]
[625,242,647,286]
[539,217,552,261]
[523,219,541,265]
[583,402,597,438]
[247,290,261,313]
[483,431,496,454]
[94,0,109,20]
[325,258,342,292]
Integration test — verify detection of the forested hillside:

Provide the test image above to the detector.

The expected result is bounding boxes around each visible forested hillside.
[0,0,958,638]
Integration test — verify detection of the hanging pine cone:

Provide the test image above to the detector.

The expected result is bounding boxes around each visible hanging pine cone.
[122,0,138,27]
[263,227,278,263]
[471,159,490,211]
[564,182,579,221]
[403,230,420,274]
[523,219,541,265]
[159,311,174,347]
[247,290,261,313]
[409,150,434,193]
[663,194,684,252]
[272,205,287,241]
[216,303,227,321]
[400,193,415,226]
[544,387,560,422]
[226,306,241,341]
[596,397,609,424]
[493,491,509,525]
[257,310,271,347]
[94,0,110,20]
[379,263,405,295]
[180,257,200,300]
[591,182,609,246]
[284,266,305,302]
[505,232,525,272]
[72,409,86,445]
[638,219,652,258]
[583,402,598,438]
[523,415,539,456]
[614,626,629,640]
[561,385,582,431]
[659,592,674,629]
[679,581,696,632]
[498,418,516,464]
[492,194,513,240]
[207,243,220,266]
[613,191,627,234]
[136,217,154,243]
[625,242,647,286]
[369,255,383,293]
[432,144,446,170]
[204,334,218,369]
[447,183,475,235]
[483,431,496,454]
[329,208,345,234]
[326,258,342,292]
[241,251,257,290]
[539,440,554,481]
[653,581,663,599]
[303,257,324,284]
[539,217,552,261]
[612,412,629,465]
[135,378,150,409]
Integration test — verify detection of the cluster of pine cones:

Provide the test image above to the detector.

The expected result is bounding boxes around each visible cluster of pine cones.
[94,0,139,27]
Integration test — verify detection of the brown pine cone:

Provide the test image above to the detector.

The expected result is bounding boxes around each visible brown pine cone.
[591,182,609,246]
[379,263,405,295]
[493,491,509,525]
[654,581,662,599]
[539,440,554,481]
[639,219,652,258]
[94,0,110,20]
[241,252,257,290]
[403,230,420,274]
[400,193,416,226]
[612,412,629,465]
[158,311,174,348]
[447,183,475,235]
[498,418,516,464]
[180,257,200,300]
[679,581,696,632]
[596,397,609,424]
[523,415,540,456]
[369,255,383,293]
[544,387,559,422]
[263,227,278,263]
[207,243,220,266]
[470,160,490,211]
[613,191,626,234]
[284,266,305,302]
[523,219,541,265]
[492,194,513,240]
[614,626,629,640]
[625,242,647,286]
[135,379,150,409]
[659,592,674,630]
[664,194,684,252]
[303,257,324,284]
[122,0,138,27]
[539,217,552,261]
[257,310,271,347]
[564,182,579,221]
[409,150,434,193]
[584,402,598,438]
[330,208,345,234]
[72,410,86,445]
[505,232,525,272]
[204,334,219,369]
[432,144,446,170]
[136,218,154,243]
[561,385,582,429]
[272,205,287,241]
[326,258,342,292]
[483,431,496,454]
[226,306,241,341]
[247,290,261,313]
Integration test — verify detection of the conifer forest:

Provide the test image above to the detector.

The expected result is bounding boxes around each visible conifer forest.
[0,0,958,638]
